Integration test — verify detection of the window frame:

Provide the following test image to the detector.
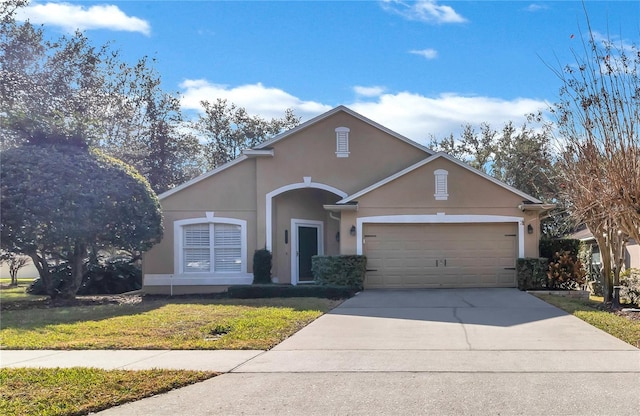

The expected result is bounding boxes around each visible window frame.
[174,216,247,276]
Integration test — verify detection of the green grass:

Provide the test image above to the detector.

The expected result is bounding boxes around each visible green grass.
[536,294,640,347]
[0,297,340,350]
[0,278,45,302]
[0,367,216,416]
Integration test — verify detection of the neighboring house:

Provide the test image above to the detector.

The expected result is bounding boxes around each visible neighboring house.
[142,106,552,294]
[570,227,640,270]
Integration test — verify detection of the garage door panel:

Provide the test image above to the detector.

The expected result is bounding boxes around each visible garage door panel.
[364,223,517,289]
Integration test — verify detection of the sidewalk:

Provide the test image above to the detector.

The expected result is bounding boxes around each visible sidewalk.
[0,349,264,372]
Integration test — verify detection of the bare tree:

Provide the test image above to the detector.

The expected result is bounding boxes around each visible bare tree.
[0,251,30,286]
[551,15,640,303]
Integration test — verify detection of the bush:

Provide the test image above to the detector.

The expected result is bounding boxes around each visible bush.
[516,258,549,290]
[252,249,272,284]
[547,250,586,290]
[227,284,357,299]
[620,268,640,306]
[540,238,581,259]
[311,255,366,289]
[27,259,141,296]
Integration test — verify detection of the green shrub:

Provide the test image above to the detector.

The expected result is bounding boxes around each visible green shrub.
[252,249,272,284]
[311,255,366,289]
[27,260,141,295]
[516,257,549,290]
[540,238,581,259]
[547,250,586,290]
[227,284,357,299]
[620,268,640,306]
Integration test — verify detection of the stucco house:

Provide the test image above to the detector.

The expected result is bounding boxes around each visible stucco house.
[143,106,552,294]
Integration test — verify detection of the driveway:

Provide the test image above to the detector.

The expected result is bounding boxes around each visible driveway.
[99,289,640,415]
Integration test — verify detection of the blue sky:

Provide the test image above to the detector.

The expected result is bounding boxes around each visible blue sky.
[15,0,640,143]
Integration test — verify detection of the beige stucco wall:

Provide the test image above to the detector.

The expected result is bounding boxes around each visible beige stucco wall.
[344,157,541,258]
[272,188,341,283]
[143,159,258,280]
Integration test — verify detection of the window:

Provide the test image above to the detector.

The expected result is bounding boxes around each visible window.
[181,222,243,274]
[335,127,350,157]
[434,169,449,200]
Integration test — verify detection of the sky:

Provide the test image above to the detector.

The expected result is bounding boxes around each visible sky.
[14,0,640,144]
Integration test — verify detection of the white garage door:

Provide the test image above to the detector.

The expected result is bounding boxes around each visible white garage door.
[363,223,517,289]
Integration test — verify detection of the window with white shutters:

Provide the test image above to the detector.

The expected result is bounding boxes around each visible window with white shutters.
[213,223,242,272]
[182,223,242,273]
[335,127,350,157]
[183,224,211,272]
[434,169,449,200]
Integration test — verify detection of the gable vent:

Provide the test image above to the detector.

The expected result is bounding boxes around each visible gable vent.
[434,169,449,200]
[335,127,350,158]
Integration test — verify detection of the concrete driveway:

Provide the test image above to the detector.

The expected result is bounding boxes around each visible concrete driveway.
[99,289,640,415]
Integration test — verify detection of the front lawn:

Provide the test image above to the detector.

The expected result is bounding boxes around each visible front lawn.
[0,367,216,416]
[536,294,640,347]
[0,278,45,303]
[0,296,340,350]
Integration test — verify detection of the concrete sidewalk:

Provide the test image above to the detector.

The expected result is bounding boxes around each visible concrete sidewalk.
[0,349,264,372]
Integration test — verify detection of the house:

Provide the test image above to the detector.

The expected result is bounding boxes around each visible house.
[142,106,552,294]
[570,227,640,270]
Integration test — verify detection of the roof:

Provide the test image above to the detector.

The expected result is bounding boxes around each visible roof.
[255,105,434,155]
[338,152,543,204]
[159,106,433,200]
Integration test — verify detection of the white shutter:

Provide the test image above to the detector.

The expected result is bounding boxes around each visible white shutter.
[335,127,350,157]
[184,224,211,272]
[213,224,242,272]
[434,169,449,200]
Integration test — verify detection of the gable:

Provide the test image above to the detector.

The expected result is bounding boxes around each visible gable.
[340,153,541,209]
[253,108,432,196]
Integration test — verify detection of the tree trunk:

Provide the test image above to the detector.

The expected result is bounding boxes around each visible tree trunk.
[27,251,59,298]
[59,242,87,300]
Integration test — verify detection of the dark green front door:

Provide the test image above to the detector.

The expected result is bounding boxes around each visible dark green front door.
[298,226,318,282]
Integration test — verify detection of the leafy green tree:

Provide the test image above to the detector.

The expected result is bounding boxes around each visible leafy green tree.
[0,140,163,300]
[196,99,300,169]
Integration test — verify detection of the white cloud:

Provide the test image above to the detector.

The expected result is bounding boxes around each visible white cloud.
[179,80,548,145]
[381,0,467,24]
[526,4,549,12]
[354,85,387,97]
[349,92,548,142]
[16,2,151,35]
[409,48,438,59]
[179,80,331,120]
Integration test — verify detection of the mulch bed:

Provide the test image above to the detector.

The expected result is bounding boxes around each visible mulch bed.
[1,294,144,311]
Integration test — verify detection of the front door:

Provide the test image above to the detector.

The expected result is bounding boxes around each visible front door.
[291,219,323,284]
[298,226,318,282]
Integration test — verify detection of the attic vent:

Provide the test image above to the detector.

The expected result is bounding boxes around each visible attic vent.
[335,127,350,158]
[434,169,449,200]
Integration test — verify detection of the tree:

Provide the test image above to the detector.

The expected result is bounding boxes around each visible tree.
[0,251,30,286]
[1,4,203,193]
[551,19,640,303]
[196,99,300,169]
[429,118,563,236]
[0,141,163,300]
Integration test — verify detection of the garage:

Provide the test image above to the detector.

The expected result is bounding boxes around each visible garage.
[363,223,518,289]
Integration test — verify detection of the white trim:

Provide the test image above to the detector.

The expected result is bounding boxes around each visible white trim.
[242,149,274,157]
[290,219,324,286]
[159,156,249,200]
[356,214,525,257]
[265,182,347,251]
[174,215,248,280]
[144,274,253,286]
[255,106,433,155]
[339,152,542,204]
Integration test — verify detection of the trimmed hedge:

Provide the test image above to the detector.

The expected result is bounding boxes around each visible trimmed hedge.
[311,255,366,289]
[226,284,357,299]
[516,257,549,290]
[252,249,272,284]
[539,239,580,259]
